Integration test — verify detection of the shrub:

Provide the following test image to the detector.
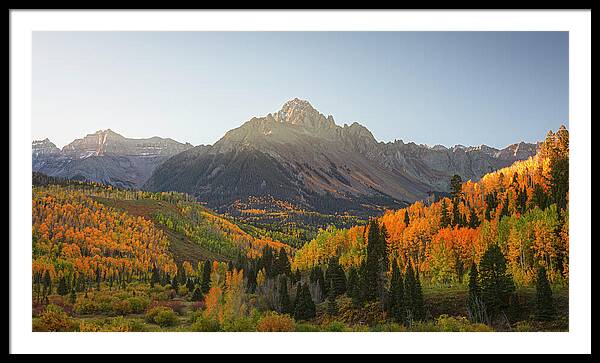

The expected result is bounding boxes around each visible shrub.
[148,300,185,315]
[294,322,321,332]
[74,297,100,315]
[513,321,535,332]
[177,286,189,297]
[256,313,295,332]
[127,296,149,314]
[190,315,221,332]
[435,315,494,332]
[103,316,133,331]
[34,304,74,332]
[324,320,349,332]
[111,299,131,315]
[145,306,178,327]
[78,320,101,332]
[222,315,259,332]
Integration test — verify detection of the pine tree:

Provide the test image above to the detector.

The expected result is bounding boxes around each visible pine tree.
[310,266,327,298]
[276,248,292,277]
[403,262,416,323]
[467,262,485,322]
[404,210,410,227]
[42,270,52,297]
[450,174,463,200]
[178,265,187,285]
[294,283,316,321]
[387,260,405,324]
[246,266,257,293]
[150,264,160,288]
[192,286,204,301]
[440,199,450,228]
[361,219,383,302]
[347,267,361,307]
[500,196,510,218]
[469,207,480,228]
[171,275,179,291]
[278,275,292,314]
[325,257,347,298]
[452,198,461,227]
[261,245,275,278]
[57,275,69,296]
[186,278,195,292]
[479,244,515,318]
[414,269,425,321]
[535,266,555,321]
[327,280,338,316]
[69,288,77,305]
[201,260,212,294]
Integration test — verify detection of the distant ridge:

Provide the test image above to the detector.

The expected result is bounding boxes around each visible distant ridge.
[32,130,193,189]
[144,98,539,216]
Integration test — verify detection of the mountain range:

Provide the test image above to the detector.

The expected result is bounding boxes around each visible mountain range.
[32,130,192,189]
[143,98,539,215]
[33,99,538,215]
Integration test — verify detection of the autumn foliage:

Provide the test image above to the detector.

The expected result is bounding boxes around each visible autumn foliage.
[294,127,569,286]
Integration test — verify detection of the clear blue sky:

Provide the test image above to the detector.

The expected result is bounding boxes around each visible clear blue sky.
[32,31,568,149]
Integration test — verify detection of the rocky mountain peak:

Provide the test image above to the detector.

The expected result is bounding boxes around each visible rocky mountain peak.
[32,138,60,156]
[273,98,335,130]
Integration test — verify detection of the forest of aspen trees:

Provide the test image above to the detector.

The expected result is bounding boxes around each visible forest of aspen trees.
[31,127,569,332]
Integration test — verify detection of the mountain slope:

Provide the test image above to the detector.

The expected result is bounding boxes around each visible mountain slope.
[145,99,538,215]
[32,129,193,189]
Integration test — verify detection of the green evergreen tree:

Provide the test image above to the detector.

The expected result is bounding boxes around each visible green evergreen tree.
[69,288,77,305]
[531,184,549,210]
[452,198,461,227]
[404,210,410,226]
[57,275,69,296]
[469,207,480,228]
[327,280,338,316]
[347,267,361,307]
[276,248,292,277]
[171,275,179,291]
[201,260,212,294]
[186,278,195,292]
[261,245,275,278]
[387,260,405,324]
[414,269,425,321]
[403,262,416,323]
[440,199,451,228]
[179,265,187,285]
[246,267,257,294]
[500,196,510,218]
[325,257,347,297]
[361,221,378,301]
[479,244,516,318]
[150,264,160,288]
[361,219,386,302]
[192,286,204,301]
[310,266,327,298]
[450,174,463,200]
[535,266,555,321]
[293,283,316,321]
[278,275,292,314]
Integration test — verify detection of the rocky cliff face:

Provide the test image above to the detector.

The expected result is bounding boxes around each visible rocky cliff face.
[145,98,538,215]
[32,138,61,157]
[32,130,193,189]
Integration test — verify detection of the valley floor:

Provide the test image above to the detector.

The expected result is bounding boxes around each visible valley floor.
[32,283,568,332]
